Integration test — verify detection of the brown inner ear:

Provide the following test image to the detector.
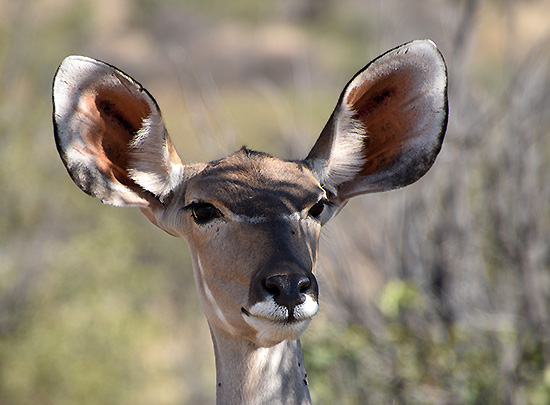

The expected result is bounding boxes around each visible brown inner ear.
[346,69,418,176]
[78,83,151,191]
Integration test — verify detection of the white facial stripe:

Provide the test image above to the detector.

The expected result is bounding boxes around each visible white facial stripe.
[283,212,302,222]
[232,211,305,224]
[232,214,268,224]
[197,256,236,334]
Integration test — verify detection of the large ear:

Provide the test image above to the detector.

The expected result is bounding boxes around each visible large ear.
[305,40,447,203]
[53,56,184,209]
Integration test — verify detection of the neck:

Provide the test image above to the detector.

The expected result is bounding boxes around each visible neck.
[209,325,311,405]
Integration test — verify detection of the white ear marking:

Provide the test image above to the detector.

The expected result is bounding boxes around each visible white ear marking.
[128,113,184,199]
[309,106,367,189]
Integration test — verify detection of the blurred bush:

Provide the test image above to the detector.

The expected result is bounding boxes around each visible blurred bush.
[1,0,549,404]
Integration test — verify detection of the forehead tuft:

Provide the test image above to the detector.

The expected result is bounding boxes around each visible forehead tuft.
[187,148,322,216]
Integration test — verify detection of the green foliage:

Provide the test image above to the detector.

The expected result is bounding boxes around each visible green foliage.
[1,0,549,404]
[377,279,421,318]
[304,287,510,404]
[0,207,192,404]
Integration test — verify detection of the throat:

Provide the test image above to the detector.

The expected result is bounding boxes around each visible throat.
[209,326,311,405]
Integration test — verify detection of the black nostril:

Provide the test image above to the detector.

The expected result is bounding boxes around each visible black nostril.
[265,276,283,295]
[264,274,311,308]
[298,277,311,293]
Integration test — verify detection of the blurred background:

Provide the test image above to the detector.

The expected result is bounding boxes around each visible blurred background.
[1,0,549,403]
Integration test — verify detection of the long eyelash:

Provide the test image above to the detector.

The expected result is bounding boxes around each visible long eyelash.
[320,184,337,201]
[319,198,333,208]
[182,201,202,211]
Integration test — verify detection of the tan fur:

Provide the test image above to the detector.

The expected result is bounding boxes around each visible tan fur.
[53,40,447,404]
[165,151,323,345]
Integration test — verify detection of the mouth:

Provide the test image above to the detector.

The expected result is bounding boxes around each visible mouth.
[241,306,319,324]
[240,296,319,346]
[241,306,253,317]
[241,294,319,324]
[241,306,304,324]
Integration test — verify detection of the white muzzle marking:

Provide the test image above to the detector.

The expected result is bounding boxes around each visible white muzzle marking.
[242,295,319,346]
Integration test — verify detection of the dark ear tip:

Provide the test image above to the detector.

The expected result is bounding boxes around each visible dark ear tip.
[304,40,448,201]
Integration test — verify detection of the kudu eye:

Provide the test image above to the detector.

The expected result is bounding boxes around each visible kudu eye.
[189,202,220,224]
[308,200,326,219]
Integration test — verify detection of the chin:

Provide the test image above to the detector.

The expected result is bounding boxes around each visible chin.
[244,315,313,347]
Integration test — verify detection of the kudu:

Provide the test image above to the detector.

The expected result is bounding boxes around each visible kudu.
[53,39,447,404]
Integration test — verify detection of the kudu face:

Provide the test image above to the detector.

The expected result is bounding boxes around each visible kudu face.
[164,150,325,346]
[53,40,448,349]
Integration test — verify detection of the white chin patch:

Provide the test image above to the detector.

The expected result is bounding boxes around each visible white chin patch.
[242,295,319,347]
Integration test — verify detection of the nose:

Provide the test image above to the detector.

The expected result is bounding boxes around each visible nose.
[248,258,319,314]
[264,274,313,308]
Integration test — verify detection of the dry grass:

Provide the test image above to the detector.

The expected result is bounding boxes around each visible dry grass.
[1,0,549,403]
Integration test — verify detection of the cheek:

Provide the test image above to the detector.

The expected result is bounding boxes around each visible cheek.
[294,221,322,270]
[190,225,260,320]
[194,252,261,340]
